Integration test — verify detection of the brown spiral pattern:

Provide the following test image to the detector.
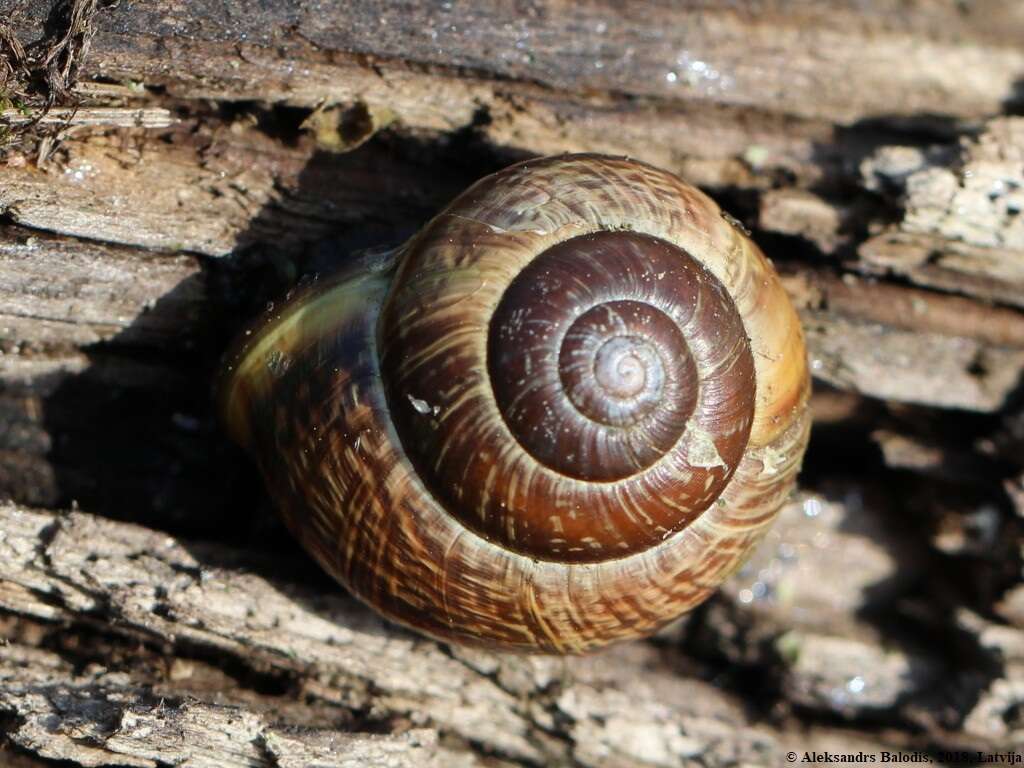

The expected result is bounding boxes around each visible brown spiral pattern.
[381,227,755,563]
[219,153,811,653]
[488,228,755,487]
[490,237,702,482]
[561,304,681,428]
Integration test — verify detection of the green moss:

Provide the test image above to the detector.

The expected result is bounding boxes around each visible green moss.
[775,630,802,664]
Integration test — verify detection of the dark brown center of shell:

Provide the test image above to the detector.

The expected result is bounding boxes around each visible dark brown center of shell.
[381,230,756,562]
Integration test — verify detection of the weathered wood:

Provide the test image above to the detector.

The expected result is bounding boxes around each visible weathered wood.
[1,1,1024,765]
[0,502,791,766]
[1,640,462,768]
[6,0,1024,120]
[0,225,203,348]
[1,492,1018,763]
[3,495,1016,765]
[3,0,1023,197]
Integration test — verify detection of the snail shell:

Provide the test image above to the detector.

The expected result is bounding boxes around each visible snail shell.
[219,154,810,653]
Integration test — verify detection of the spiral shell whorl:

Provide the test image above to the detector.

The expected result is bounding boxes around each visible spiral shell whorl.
[379,167,761,562]
[490,235,705,483]
[220,153,811,653]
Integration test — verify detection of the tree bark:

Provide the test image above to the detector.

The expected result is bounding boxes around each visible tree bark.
[1,1,1024,766]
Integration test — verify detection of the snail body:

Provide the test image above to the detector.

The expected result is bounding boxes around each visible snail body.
[219,154,810,653]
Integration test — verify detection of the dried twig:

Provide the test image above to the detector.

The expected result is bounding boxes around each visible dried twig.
[0,106,173,128]
[41,0,103,104]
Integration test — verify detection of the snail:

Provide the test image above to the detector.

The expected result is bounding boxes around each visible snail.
[218,154,810,654]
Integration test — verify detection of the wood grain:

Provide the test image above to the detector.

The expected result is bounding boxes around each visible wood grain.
[1,1,1023,763]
